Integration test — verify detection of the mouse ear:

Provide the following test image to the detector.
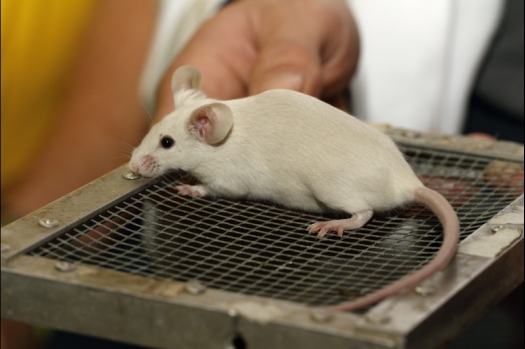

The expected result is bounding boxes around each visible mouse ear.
[189,103,233,145]
[171,65,202,93]
[171,66,205,108]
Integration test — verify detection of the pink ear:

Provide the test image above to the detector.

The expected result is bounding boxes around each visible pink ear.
[189,103,233,144]
[193,114,210,140]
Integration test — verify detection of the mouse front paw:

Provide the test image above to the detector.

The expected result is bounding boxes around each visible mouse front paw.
[175,184,208,198]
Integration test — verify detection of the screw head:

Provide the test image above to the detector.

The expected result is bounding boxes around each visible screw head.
[491,225,505,233]
[122,171,142,180]
[401,130,421,139]
[38,218,59,228]
[55,262,76,272]
[310,309,334,323]
[185,280,206,295]
[414,286,437,297]
[1,242,11,253]
[365,313,391,325]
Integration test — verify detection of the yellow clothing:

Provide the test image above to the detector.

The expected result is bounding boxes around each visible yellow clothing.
[1,0,99,193]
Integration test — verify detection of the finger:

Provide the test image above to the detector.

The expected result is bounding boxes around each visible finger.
[248,2,325,96]
[173,9,256,100]
[321,87,350,113]
[249,40,322,96]
[155,6,257,118]
[466,132,496,140]
[249,0,358,98]
[319,16,359,97]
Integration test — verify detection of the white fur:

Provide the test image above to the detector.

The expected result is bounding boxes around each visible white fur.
[173,88,206,108]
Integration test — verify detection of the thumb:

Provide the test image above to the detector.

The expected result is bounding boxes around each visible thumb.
[246,0,357,99]
[249,40,323,97]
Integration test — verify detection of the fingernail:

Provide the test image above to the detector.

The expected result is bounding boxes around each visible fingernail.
[256,72,304,93]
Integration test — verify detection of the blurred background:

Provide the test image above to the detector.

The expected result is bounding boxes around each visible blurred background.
[1,0,523,348]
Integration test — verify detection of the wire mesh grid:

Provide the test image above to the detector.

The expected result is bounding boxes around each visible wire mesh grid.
[28,144,524,307]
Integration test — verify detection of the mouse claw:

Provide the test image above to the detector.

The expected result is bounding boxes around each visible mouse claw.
[308,222,335,238]
[307,223,320,234]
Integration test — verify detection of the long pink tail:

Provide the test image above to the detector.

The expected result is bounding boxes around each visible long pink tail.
[325,187,460,312]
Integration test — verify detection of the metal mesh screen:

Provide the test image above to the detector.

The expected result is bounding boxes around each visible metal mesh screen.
[28,145,524,307]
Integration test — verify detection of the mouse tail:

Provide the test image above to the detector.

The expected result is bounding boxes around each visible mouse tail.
[324,186,460,312]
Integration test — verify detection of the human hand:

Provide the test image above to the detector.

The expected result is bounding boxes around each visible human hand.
[155,0,359,118]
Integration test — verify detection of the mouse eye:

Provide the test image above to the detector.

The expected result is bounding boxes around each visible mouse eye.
[160,136,175,149]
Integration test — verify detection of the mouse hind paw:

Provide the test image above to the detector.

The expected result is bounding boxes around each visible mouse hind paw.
[308,210,373,238]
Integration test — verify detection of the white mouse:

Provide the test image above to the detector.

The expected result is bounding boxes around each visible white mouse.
[129,65,460,312]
